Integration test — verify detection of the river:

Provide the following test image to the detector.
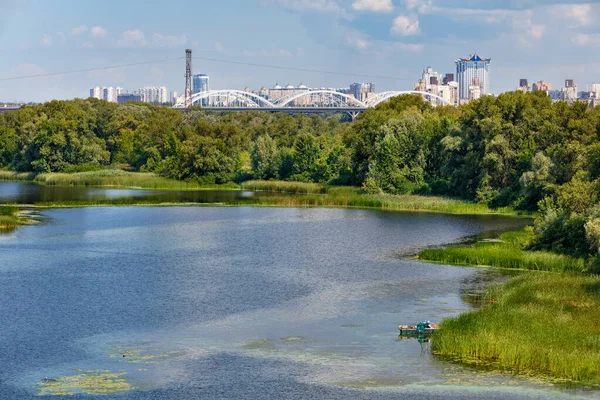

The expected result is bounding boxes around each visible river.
[0,182,594,399]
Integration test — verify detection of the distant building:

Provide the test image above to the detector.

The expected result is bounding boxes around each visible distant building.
[138,86,168,104]
[170,91,178,104]
[89,87,122,103]
[90,87,103,100]
[349,82,375,103]
[532,80,552,92]
[269,83,311,105]
[561,79,577,102]
[443,73,454,85]
[117,94,142,104]
[468,77,482,100]
[193,74,209,94]
[517,79,529,92]
[455,54,491,99]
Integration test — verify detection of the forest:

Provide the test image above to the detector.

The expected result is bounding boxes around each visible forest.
[2,92,600,262]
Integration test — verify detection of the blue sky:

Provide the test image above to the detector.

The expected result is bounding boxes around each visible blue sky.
[1,0,600,102]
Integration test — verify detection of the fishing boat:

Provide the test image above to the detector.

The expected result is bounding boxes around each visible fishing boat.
[398,321,438,335]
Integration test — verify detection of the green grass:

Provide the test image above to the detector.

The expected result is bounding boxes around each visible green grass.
[432,273,600,385]
[242,180,328,194]
[240,181,522,216]
[418,229,585,273]
[0,169,239,190]
[0,205,23,231]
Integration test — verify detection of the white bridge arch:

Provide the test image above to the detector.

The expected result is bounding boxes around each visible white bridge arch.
[274,90,367,108]
[174,90,276,108]
[173,89,451,111]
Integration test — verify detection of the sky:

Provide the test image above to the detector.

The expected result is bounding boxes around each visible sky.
[1,0,600,102]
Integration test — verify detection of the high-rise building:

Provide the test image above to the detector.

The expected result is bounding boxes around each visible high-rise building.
[89,87,122,103]
[443,73,454,85]
[138,87,168,104]
[193,74,210,94]
[350,82,375,103]
[455,54,491,100]
[90,87,103,100]
[533,81,552,92]
[561,80,577,102]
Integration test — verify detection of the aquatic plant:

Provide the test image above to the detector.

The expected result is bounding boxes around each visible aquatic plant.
[419,229,585,273]
[432,274,600,385]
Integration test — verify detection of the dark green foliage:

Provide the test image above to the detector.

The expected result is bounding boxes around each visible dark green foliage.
[3,94,600,260]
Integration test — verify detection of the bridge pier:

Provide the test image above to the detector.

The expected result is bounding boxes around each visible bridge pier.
[347,111,361,122]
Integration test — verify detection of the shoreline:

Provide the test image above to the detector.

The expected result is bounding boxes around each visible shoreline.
[417,228,600,386]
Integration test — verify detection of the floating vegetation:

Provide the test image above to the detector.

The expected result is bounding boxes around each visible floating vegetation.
[242,339,276,351]
[280,336,305,342]
[36,370,133,395]
[108,347,181,364]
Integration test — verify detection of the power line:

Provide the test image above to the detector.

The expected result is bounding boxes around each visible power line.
[192,56,414,82]
[0,57,183,82]
[0,53,416,84]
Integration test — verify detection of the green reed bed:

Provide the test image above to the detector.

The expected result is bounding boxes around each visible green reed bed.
[241,181,519,215]
[241,180,328,194]
[419,229,585,273]
[432,273,600,385]
[0,169,238,190]
[0,205,23,231]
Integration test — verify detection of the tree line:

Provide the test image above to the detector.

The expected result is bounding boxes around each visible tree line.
[2,93,600,262]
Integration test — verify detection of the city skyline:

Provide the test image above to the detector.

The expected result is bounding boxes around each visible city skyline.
[2,1,600,102]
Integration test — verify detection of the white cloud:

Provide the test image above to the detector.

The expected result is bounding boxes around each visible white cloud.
[91,26,108,38]
[527,24,545,40]
[351,0,393,13]
[403,0,432,14]
[72,25,88,36]
[115,30,187,48]
[553,4,592,26]
[41,34,52,46]
[151,33,187,47]
[395,42,423,52]
[573,33,600,46]
[344,28,371,51]
[391,15,420,36]
[116,29,146,48]
[268,0,352,19]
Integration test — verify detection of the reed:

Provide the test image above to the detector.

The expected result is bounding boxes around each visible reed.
[0,205,21,231]
[433,273,600,385]
[0,169,238,190]
[418,229,585,273]
[241,180,328,194]
[241,181,522,216]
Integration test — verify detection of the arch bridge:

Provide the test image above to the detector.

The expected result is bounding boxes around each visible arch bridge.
[173,89,451,120]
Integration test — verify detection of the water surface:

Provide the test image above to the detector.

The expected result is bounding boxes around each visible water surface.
[0,182,594,399]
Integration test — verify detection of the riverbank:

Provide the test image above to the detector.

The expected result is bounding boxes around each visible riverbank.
[432,273,600,386]
[0,172,527,216]
[0,170,239,190]
[418,228,585,273]
[418,228,600,385]
[0,205,39,232]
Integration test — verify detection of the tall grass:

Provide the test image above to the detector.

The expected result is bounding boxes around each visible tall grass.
[0,169,239,190]
[242,180,328,194]
[419,229,585,273]
[0,205,21,231]
[433,274,600,385]
[241,181,522,215]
